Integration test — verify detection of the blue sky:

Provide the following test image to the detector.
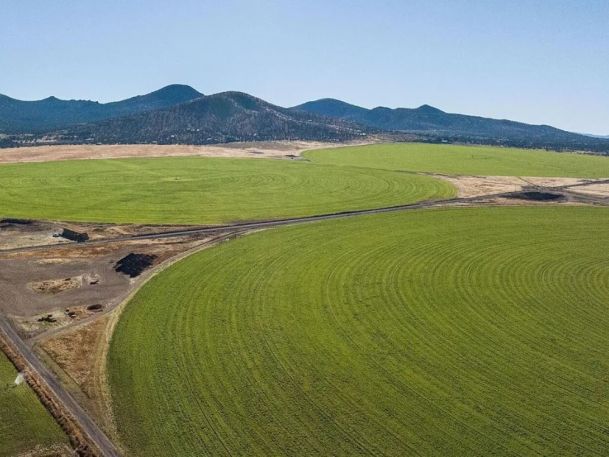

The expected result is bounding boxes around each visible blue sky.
[1,0,607,134]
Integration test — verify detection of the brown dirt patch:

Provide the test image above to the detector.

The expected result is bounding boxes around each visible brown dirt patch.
[0,230,218,326]
[29,277,84,295]
[39,316,110,404]
[436,175,606,199]
[569,183,609,198]
[436,175,529,198]
[0,140,372,164]
[521,177,590,188]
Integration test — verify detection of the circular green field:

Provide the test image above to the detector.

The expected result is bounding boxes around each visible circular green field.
[305,143,609,177]
[0,156,453,224]
[109,207,609,456]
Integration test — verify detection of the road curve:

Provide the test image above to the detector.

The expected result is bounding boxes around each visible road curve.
[4,186,608,257]
[0,315,121,457]
[0,192,512,256]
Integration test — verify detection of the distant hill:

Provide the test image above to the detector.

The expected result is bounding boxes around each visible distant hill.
[582,133,609,139]
[292,99,609,151]
[0,84,203,133]
[2,85,608,152]
[48,92,367,144]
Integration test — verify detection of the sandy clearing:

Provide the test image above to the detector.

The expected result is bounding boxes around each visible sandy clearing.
[568,183,609,198]
[520,177,590,188]
[435,175,604,198]
[436,175,529,198]
[0,140,371,164]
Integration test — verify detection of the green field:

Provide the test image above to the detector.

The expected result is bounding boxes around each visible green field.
[4,143,609,225]
[0,352,67,456]
[109,207,609,456]
[0,156,453,224]
[306,143,609,177]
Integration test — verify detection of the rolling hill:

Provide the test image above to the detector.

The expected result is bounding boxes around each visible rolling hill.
[0,84,202,133]
[47,92,368,144]
[292,98,609,151]
[1,85,608,152]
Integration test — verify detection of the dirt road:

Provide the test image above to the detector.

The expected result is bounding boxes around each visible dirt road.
[0,315,120,457]
[2,183,607,257]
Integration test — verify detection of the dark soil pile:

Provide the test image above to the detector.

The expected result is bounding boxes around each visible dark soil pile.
[505,191,565,202]
[0,218,33,225]
[59,228,89,242]
[86,304,104,312]
[114,253,157,278]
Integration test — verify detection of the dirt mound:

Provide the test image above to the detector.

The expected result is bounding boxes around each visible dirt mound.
[58,229,89,243]
[505,191,566,202]
[86,304,104,312]
[30,277,82,295]
[114,253,157,278]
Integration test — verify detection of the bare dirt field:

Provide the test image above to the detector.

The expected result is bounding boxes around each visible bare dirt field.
[0,140,372,164]
[37,315,113,432]
[435,174,603,199]
[568,182,609,198]
[0,221,220,327]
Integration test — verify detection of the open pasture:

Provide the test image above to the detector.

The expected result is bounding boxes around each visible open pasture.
[0,156,453,224]
[0,352,67,456]
[109,207,609,456]
[305,143,609,177]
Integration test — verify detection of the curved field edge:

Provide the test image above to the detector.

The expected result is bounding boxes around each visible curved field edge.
[304,142,609,177]
[0,156,454,225]
[108,206,609,456]
[0,351,68,457]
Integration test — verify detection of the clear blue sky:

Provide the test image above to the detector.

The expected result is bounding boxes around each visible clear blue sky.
[1,0,607,134]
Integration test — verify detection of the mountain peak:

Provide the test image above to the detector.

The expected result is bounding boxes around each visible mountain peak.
[292,98,368,118]
[416,104,444,114]
[151,84,203,100]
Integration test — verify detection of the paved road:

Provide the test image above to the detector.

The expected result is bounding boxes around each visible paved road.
[0,315,121,457]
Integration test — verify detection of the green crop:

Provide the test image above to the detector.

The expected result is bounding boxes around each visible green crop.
[109,207,609,456]
[305,143,609,177]
[0,156,453,224]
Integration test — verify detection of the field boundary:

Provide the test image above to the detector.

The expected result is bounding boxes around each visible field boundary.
[0,323,100,456]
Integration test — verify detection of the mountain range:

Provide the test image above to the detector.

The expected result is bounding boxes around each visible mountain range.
[1,84,607,152]
[0,84,202,132]
[292,99,607,150]
[60,91,365,144]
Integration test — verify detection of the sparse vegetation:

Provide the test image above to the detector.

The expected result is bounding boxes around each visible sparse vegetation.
[109,207,609,456]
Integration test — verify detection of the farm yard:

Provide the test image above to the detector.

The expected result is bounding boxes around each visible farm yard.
[0,351,68,456]
[107,207,609,456]
[2,142,609,456]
